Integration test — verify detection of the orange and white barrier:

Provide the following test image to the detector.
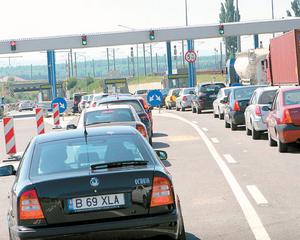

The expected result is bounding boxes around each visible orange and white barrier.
[3,117,16,155]
[52,103,62,129]
[35,108,45,135]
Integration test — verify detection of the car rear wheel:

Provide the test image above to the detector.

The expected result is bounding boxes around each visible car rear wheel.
[252,127,261,140]
[214,111,218,118]
[192,106,196,113]
[197,107,201,114]
[176,106,180,111]
[231,121,237,131]
[268,132,277,147]
[246,125,252,136]
[278,140,288,153]
[225,120,230,128]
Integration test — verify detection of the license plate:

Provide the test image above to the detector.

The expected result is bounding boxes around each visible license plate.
[68,193,125,212]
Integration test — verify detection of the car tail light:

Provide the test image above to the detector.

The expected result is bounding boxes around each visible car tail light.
[255,105,262,116]
[92,102,96,107]
[233,101,241,111]
[136,124,148,138]
[182,96,187,101]
[141,99,149,110]
[19,189,44,220]
[281,109,293,124]
[150,177,174,207]
[170,96,175,102]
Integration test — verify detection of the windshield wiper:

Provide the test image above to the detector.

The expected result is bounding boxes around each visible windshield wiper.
[86,121,112,126]
[91,160,148,170]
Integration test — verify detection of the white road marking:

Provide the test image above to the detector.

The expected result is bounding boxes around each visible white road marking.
[247,185,269,205]
[211,137,220,143]
[202,127,208,132]
[224,154,237,164]
[157,113,271,240]
[192,121,198,124]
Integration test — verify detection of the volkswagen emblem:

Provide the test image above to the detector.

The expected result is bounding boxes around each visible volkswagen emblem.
[90,177,100,187]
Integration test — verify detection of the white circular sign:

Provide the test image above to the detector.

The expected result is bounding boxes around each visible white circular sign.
[185,50,197,63]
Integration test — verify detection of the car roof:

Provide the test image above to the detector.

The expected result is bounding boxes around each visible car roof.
[84,104,134,113]
[254,86,279,93]
[34,126,138,144]
[231,85,266,91]
[278,86,300,92]
[98,95,139,102]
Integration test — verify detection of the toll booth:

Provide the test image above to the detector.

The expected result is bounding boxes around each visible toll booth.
[162,74,189,89]
[103,78,129,94]
[39,83,65,101]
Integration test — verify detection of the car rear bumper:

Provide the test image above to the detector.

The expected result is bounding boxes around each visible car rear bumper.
[12,210,180,240]
[195,100,214,110]
[231,111,245,125]
[277,124,300,144]
[253,117,268,131]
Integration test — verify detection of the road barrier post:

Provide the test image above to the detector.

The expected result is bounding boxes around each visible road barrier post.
[3,117,17,156]
[35,108,45,135]
[52,103,62,129]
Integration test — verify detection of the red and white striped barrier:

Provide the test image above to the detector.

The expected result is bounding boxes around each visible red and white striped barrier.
[3,117,16,155]
[52,103,62,129]
[35,108,45,135]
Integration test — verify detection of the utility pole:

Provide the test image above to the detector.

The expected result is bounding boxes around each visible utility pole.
[156,53,159,73]
[181,41,185,67]
[106,48,110,73]
[236,0,241,52]
[271,0,275,38]
[136,44,140,88]
[127,56,131,76]
[74,52,78,78]
[130,47,135,76]
[113,48,116,71]
[143,43,147,76]
[70,49,74,77]
[150,44,153,75]
[174,45,178,69]
[30,64,33,81]
[220,42,223,73]
[67,53,71,79]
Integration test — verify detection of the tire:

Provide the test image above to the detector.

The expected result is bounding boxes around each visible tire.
[181,104,185,111]
[246,127,251,136]
[176,106,180,111]
[219,113,224,120]
[177,223,186,240]
[192,106,196,113]
[214,113,218,118]
[269,132,277,147]
[225,120,230,128]
[252,126,260,140]
[197,107,202,114]
[231,121,237,131]
[278,140,288,153]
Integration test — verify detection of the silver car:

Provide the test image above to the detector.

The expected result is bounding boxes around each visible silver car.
[244,86,278,139]
[213,87,234,119]
[176,88,195,111]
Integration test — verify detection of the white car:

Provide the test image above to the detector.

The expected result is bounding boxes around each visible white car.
[18,101,35,112]
[89,93,108,108]
[213,87,234,120]
[244,86,278,139]
[175,88,195,111]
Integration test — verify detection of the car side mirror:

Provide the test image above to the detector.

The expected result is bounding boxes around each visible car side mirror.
[155,150,168,161]
[0,165,16,176]
[262,106,271,111]
[66,124,77,130]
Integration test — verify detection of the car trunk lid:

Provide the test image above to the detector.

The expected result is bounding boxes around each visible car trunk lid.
[286,106,300,126]
[32,166,155,225]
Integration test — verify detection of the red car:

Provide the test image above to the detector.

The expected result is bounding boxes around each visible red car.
[137,97,153,134]
[266,87,300,152]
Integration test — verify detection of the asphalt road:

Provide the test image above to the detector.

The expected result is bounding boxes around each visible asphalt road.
[0,109,300,240]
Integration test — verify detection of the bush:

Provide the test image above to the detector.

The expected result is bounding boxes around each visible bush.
[67,78,78,89]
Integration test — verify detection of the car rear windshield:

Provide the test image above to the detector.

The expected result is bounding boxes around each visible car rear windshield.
[100,100,143,113]
[85,109,135,125]
[258,90,277,104]
[224,89,231,96]
[30,135,149,177]
[284,90,300,106]
[183,88,195,94]
[234,87,259,100]
[200,85,221,93]
[82,95,89,101]
[136,90,147,94]
[172,89,181,97]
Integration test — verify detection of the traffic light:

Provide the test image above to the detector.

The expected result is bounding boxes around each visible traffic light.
[219,24,225,35]
[81,35,87,46]
[10,41,16,51]
[149,30,155,41]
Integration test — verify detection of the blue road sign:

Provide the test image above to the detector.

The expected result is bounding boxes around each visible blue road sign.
[147,90,163,107]
[51,97,68,113]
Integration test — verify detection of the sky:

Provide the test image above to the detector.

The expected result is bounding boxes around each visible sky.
[0,0,293,66]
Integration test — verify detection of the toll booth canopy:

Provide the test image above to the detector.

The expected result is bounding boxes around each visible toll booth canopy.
[103,78,129,94]
[40,83,64,101]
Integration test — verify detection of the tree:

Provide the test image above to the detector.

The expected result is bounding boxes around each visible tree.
[219,0,240,59]
[287,0,300,16]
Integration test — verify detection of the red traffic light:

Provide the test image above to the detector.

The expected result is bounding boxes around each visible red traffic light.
[10,41,16,46]
[10,41,16,51]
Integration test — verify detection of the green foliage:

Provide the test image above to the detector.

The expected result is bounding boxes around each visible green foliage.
[219,0,240,60]
[85,76,94,86]
[288,0,300,16]
[67,77,78,90]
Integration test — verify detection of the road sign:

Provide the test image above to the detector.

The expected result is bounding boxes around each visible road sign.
[147,90,163,107]
[185,50,197,63]
[51,97,67,113]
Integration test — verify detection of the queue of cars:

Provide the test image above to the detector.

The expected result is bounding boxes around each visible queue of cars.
[0,91,186,240]
[165,83,300,153]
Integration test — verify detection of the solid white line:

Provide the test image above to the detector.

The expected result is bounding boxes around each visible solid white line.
[211,137,220,144]
[224,154,237,164]
[247,185,269,205]
[158,113,271,240]
[192,121,198,124]
[202,127,208,132]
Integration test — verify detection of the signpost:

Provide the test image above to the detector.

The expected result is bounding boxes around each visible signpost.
[147,90,163,111]
[51,97,68,113]
[185,50,197,63]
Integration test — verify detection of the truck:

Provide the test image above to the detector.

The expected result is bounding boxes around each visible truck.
[234,48,269,86]
[266,29,300,86]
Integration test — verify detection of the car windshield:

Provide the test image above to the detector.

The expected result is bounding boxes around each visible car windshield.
[183,88,195,94]
[85,109,134,125]
[284,90,300,106]
[99,100,143,113]
[234,87,259,100]
[200,85,221,93]
[30,135,148,177]
[259,90,277,104]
